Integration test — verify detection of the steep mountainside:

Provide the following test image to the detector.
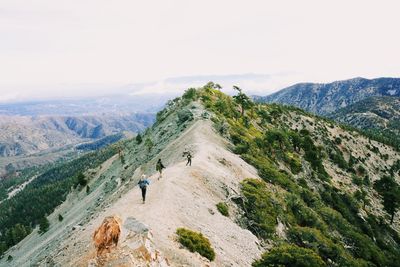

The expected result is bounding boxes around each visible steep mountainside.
[329,96,400,149]
[1,86,400,266]
[256,77,400,115]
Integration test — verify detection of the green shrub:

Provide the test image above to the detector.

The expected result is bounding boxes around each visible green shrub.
[253,244,325,267]
[356,165,366,176]
[299,129,310,136]
[182,88,197,101]
[239,179,281,238]
[216,202,229,217]
[286,194,326,231]
[288,226,346,264]
[243,155,297,192]
[335,137,342,145]
[299,188,320,208]
[302,136,328,180]
[177,109,193,124]
[319,207,388,266]
[285,152,302,174]
[145,138,153,152]
[329,149,348,170]
[264,129,290,151]
[352,175,363,186]
[343,230,386,266]
[320,185,360,227]
[233,142,250,154]
[176,228,215,261]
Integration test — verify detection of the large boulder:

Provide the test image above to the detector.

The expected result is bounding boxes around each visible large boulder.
[93,216,121,256]
[90,216,169,266]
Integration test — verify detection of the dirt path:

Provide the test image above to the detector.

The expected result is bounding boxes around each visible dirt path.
[64,120,263,266]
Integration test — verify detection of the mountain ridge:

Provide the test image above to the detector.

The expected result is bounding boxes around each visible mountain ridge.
[255,77,400,115]
[1,86,400,266]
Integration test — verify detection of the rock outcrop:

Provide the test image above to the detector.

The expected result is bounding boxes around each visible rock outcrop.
[93,216,121,257]
[90,217,169,267]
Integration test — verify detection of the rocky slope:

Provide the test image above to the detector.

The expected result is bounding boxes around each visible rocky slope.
[256,77,400,115]
[1,86,400,266]
[328,96,400,147]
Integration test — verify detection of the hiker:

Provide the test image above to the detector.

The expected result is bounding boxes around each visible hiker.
[156,159,165,178]
[186,152,192,166]
[138,175,150,204]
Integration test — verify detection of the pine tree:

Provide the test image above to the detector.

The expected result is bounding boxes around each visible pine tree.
[58,214,63,222]
[39,217,50,234]
[136,134,143,144]
[0,241,7,257]
[77,173,87,186]
[145,138,153,152]
[232,86,253,116]
[374,176,400,224]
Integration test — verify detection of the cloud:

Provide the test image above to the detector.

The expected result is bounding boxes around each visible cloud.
[0,0,399,100]
[0,92,20,103]
[128,73,301,96]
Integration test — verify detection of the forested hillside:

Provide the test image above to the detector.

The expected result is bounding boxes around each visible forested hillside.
[197,85,400,266]
[0,145,117,256]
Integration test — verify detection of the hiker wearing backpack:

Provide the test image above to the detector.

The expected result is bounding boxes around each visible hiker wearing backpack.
[138,175,150,204]
[156,159,165,178]
[186,152,192,166]
[182,150,193,166]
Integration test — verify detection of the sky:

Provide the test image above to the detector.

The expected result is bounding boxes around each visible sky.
[0,0,399,102]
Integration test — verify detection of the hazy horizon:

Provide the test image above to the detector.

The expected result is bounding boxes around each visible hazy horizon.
[1,0,400,102]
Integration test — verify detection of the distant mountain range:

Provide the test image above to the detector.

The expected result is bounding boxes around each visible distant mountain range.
[254,77,400,149]
[255,77,400,115]
[0,94,164,175]
[0,94,172,116]
[0,113,154,157]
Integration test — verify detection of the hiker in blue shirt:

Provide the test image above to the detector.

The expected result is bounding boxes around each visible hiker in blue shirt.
[138,174,150,204]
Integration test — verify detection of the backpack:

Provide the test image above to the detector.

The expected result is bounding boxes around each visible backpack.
[138,179,148,189]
